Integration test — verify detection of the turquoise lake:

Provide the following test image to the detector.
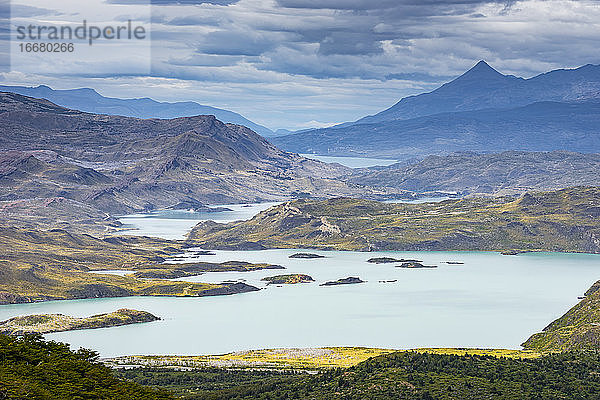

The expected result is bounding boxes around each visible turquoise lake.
[0,204,599,357]
[299,154,399,168]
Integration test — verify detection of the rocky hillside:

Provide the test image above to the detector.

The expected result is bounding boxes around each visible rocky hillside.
[347,151,600,196]
[358,61,600,124]
[0,92,376,230]
[188,187,600,253]
[523,280,600,352]
[0,84,275,137]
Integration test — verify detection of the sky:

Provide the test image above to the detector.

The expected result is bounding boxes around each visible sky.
[1,0,600,131]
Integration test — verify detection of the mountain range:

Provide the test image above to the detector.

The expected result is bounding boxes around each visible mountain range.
[0,84,275,137]
[346,151,600,196]
[0,92,377,232]
[272,62,600,158]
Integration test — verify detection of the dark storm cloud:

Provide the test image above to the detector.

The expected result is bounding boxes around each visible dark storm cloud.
[197,29,285,56]
[141,0,600,83]
[317,32,383,55]
[5,0,600,130]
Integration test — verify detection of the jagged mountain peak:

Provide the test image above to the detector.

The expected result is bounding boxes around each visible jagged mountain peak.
[463,60,502,77]
[445,60,512,86]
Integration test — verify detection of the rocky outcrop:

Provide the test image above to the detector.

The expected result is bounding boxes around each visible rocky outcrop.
[261,274,315,285]
[200,282,260,296]
[367,257,422,264]
[396,262,437,269]
[320,277,364,286]
[0,309,159,335]
[67,284,133,299]
[523,280,600,352]
[289,253,324,259]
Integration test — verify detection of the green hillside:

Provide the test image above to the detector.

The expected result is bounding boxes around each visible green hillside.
[0,227,265,304]
[188,187,600,253]
[523,279,600,352]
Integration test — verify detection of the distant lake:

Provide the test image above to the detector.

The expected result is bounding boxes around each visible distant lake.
[115,198,452,240]
[300,154,398,168]
[116,202,280,240]
[384,197,453,204]
[3,200,598,358]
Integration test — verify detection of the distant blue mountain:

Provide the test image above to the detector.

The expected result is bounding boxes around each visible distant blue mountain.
[272,100,600,159]
[357,61,600,124]
[0,85,275,137]
[272,61,600,158]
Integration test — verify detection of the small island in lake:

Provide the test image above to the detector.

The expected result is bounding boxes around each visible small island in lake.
[501,250,520,255]
[261,274,315,285]
[133,261,284,279]
[192,250,217,256]
[445,261,465,265]
[289,253,325,259]
[397,262,438,269]
[367,257,422,264]
[0,309,159,335]
[320,277,365,286]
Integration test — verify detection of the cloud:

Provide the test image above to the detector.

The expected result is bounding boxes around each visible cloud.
[318,32,383,55]
[106,0,239,5]
[276,0,516,13]
[3,0,600,130]
[8,4,61,18]
[196,29,288,56]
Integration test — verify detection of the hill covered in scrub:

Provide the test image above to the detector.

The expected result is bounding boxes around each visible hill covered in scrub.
[187,187,600,253]
[0,227,270,304]
[0,309,159,335]
[523,280,600,352]
[0,84,275,137]
[346,151,600,197]
[0,334,172,400]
